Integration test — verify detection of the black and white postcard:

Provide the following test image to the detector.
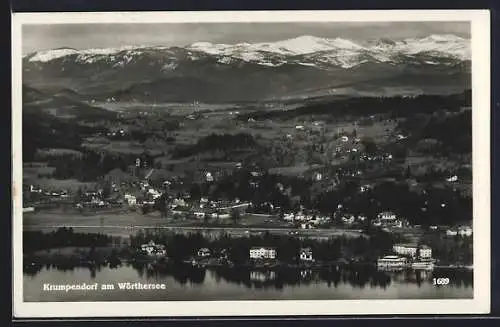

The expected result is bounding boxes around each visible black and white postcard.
[11,10,491,317]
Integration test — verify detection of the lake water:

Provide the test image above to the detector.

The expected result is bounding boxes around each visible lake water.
[24,264,473,302]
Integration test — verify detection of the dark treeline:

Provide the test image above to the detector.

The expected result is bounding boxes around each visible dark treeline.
[421,233,473,265]
[185,169,472,226]
[23,228,112,253]
[201,170,311,209]
[314,181,472,226]
[172,133,257,158]
[397,110,472,155]
[22,113,102,162]
[421,110,472,154]
[238,91,471,121]
[37,150,156,182]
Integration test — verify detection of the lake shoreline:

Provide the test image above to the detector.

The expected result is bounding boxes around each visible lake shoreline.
[23,246,473,272]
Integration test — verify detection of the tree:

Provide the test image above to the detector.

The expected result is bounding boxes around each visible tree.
[154,193,169,217]
[362,138,378,156]
[392,144,409,161]
[404,165,412,179]
[141,205,151,215]
[230,209,241,223]
[101,181,112,199]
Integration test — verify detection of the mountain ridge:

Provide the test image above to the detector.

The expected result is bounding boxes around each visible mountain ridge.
[22,34,471,103]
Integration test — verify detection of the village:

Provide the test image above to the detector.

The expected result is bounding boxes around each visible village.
[22,100,473,274]
[23,167,473,239]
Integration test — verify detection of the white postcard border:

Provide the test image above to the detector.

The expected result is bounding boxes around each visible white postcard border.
[11,9,491,317]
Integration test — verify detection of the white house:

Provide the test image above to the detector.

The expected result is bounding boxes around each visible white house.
[300,222,314,230]
[294,213,307,221]
[193,211,206,219]
[419,245,433,259]
[197,248,211,257]
[172,198,187,207]
[218,213,231,219]
[458,226,473,237]
[393,243,432,259]
[360,185,372,193]
[148,188,162,199]
[249,247,277,260]
[378,211,397,221]
[299,248,314,262]
[392,220,403,228]
[357,215,367,222]
[341,136,349,142]
[29,185,42,193]
[446,229,458,236]
[124,194,137,205]
[393,243,419,257]
[141,241,167,256]
[206,172,214,182]
[311,216,331,225]
[446,175,458,182]
[283,213,295,222]
[342,215,356,225]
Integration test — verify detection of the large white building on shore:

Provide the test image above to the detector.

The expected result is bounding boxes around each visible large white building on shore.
[392,243,432,259]
[249,247,277,260]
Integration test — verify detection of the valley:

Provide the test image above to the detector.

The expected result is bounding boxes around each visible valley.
[21,33,473,270]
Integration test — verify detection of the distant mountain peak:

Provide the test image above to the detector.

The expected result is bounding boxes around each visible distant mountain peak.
[23,33,470,70]
[420,34,466,42]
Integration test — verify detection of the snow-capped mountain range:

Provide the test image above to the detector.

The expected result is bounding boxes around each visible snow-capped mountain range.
[22,34,471,102]
[25,34,469,69]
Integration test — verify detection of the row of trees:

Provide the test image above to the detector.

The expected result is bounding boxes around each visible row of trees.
[238,91,471,122]
[129,229,403,264]
[23,228,112,253]
[37,149,158,181]
[172,133,258,158]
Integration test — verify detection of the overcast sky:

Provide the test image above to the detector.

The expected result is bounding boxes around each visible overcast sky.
[22,21,470,54]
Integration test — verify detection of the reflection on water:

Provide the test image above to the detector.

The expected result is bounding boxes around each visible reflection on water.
[23,262,473,302]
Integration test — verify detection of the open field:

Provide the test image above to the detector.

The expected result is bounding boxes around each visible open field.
[22,178,97,192]
[268,164,322,177]
[23,210,366,239]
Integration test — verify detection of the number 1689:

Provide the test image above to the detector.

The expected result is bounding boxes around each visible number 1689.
[433,278,450,285]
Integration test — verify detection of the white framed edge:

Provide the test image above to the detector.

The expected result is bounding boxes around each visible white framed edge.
[11,9,491,318]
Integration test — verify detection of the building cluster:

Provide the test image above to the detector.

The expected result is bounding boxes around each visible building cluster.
[169,198,251,220]
[282,211,332,228]
[377,243,434,270]
[136,245,316,263]
[27,184,70,199]
[248,247,315,262]
[445,226,473,237]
